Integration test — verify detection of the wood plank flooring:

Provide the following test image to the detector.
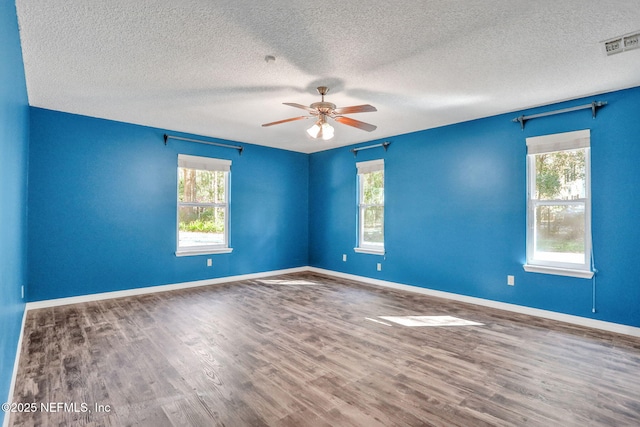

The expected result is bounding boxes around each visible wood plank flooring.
[8,272,640,426]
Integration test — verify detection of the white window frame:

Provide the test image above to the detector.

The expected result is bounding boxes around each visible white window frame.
[524,130,593,278]
[176,154,233,256]
[354,159,385,255]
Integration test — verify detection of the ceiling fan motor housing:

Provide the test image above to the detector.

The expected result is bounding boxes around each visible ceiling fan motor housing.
[310,101,336,113]
[312,86,334,112]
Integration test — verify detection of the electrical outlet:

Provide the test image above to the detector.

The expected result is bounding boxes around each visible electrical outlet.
[507,275,515,286]
[377,263,382,271]
[207,259,212,267]
[342,254,347,262]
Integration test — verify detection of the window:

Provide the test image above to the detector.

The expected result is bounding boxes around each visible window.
[355,159,385,254]
[524,130,593,278]
[176,154,232,256]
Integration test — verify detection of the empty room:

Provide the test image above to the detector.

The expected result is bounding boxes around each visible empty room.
[2,1,640,426]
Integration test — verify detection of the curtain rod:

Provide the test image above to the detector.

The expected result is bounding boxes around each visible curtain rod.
[164,134,244,155]
[350,141,390,157]
[512,101,607,130]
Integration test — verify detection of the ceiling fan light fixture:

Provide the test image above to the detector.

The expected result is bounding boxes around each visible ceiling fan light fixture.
[306,122,321,138]
[319,122,334,140]
[307,118,334,140]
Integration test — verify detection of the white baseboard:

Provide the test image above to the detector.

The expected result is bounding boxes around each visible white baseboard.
[20,265,640,343]
[3,307,27,427]
[26,267,308,310]
[308,267,640,338]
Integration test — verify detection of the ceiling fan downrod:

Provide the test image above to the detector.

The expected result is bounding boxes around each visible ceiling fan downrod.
[311,86,335,112]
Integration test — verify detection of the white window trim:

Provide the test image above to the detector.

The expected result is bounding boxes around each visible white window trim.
[355,159,385,255]
[354,247,385,255]
[176,154,232,257]
[178,154,231,172]
[524,129,593,278]
[523,264,593,279]
[175,247,233,257]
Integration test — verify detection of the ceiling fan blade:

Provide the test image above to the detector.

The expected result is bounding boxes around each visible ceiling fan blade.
[283,102,317,113]
[333,104,377,115]
[334,116,377,132]
[261,116,309,127]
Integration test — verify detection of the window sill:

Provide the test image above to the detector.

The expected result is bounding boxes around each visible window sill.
[354,247,385,256]
[176,248,233,257]
[523,264,594,279]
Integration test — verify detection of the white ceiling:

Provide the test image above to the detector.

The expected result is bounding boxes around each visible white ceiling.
[15,1,640,153]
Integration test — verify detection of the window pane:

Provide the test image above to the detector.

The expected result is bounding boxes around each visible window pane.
[178,206,225,247]
[534,204,585,263]
[534,149,585,200]
[363,206,384,245]
[178,168,225,203]
[362,171,384,204]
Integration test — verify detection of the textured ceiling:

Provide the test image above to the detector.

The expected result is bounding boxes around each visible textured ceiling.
[15,1,640,153]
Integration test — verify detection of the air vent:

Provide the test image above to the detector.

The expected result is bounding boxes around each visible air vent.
[604,31,640,56]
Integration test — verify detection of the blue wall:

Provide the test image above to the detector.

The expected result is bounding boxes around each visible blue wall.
[0,0,29,421]
[309,87,640,328]
[27,86,640,330]
[27,109,309,301]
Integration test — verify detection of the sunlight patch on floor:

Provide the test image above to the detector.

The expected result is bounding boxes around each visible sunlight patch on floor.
[376,315,483,327]
[364,317,393,326]
[259,279,320,286]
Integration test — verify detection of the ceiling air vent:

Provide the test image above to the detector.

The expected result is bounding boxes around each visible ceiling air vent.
[604,31,640,56]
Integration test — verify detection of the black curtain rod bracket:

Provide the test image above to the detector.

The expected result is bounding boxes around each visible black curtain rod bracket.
[513,101,607,130]
[163,134,244,155]
[351,141,391,157]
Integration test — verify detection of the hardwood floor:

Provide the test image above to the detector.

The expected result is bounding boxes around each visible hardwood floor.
[9,272,640,426]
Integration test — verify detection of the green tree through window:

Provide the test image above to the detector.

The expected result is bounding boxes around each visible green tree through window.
[525,129,592,276]
[356,159,385,253]
[177,155,231,254]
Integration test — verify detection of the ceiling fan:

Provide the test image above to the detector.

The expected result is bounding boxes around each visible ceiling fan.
[261,86,377,140]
